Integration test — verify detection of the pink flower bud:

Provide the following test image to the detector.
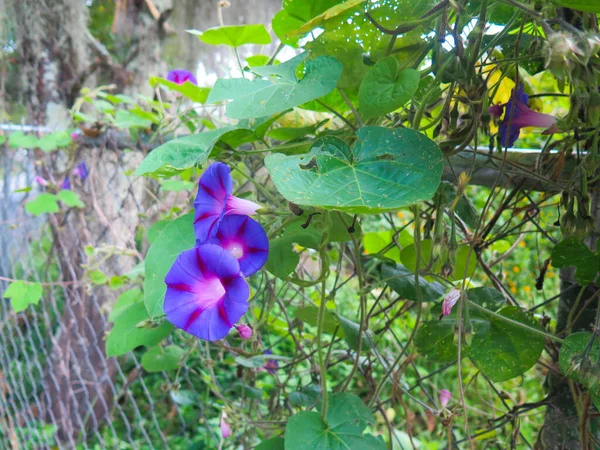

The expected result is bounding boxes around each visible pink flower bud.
[71,131,80,140]
[440,288,461,318]
[439,389,452,408]
[236,324,253,340]
[220,412,231,439]
[34,176,49,187]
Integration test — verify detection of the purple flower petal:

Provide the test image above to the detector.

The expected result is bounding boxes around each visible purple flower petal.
[206,215,269,277]
[193,162,261,243]
[60,177,71,190]
[193,163,233,242]
[499,84,556,148]
[440,288,460,318]
[439,389,452,408]
[73,162,89,181]
[263,350,278,374]
[166,69,198,86]
[163,244,249,341]
[488,104,504,117]
[34,176,48,187]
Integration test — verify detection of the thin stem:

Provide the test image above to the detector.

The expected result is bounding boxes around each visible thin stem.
[338,88,363,127]
[316,99,357,130]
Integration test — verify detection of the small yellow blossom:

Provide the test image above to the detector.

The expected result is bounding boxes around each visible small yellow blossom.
[511,286,517,294]
[524,286,531,293]
[512,266,521,273]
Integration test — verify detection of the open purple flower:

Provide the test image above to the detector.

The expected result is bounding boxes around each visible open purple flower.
[72,162,89,181]
[194,162,261,243]
[493,84,556,148]
[164,244,249,341]
[206,215,268,277]
[166,69,198,85]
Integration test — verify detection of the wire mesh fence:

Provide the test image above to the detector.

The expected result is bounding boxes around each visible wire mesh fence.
[0,142,181,449]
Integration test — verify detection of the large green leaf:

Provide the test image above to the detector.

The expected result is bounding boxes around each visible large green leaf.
[149,77,210,103]
[469,306,544,382]
[208,53,342,119]
[266,237,300,279]
[25,193,60,216]
[265,126,443,214]
[106,302,173,357]
[551,0,600,12]
[416,294,542,381]
[192,24,271,47]
[136,125,240,177]
[284,393,385,450]
[559,332,600,406]
[143,214,196,318]
[3,281,43,313]
[375,261,446,302]
[551,237,599,285]
[256,437,285,450]
[141,345,185,372]
[358,57,420,119]
[272,0,341,46]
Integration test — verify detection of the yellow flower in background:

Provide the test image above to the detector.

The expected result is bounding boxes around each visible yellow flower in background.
[518,241,526,248]
[524,286,531,293]
[511,286,517,294]
[512,266,521,273]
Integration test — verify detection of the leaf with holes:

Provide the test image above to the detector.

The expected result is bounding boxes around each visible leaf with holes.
[144,214,196,317]
[359,58,420,119]
[284,392,386,450]
[265,126,443,213]
[208,53,342,119]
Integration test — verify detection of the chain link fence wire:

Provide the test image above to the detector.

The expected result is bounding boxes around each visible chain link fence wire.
[0,141,183,449]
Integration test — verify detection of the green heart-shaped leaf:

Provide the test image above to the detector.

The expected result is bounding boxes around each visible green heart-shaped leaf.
[265,126,443,214]
[358,57,420,119]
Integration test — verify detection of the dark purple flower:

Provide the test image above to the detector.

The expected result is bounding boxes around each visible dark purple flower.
[72,162,89,181]
[60,177,71,190]
[263,350,278,374]
[164,244,249,341]
[498,84,556,148]
[206,215,268,277]
[166,69,198,86]
[193,163,260,243]
[488,104,504,118]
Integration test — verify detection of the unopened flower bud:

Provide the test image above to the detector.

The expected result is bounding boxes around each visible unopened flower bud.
[34,176,49,187]
[220,411,231,439]
[236,324,253,340]
[439,389,452,408]
[440,288,461,318]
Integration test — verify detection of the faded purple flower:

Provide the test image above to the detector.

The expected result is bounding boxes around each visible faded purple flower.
[498,84,556,148]
[439,389,452,408]
[163,244,249,341]
[60,177,71,190]
[71,130,81,140]
[220,411,231,439]
[193,162,260,243]
[34,176,48,187]
[488,104,504,118]
[166,69,198,86]
[263,350,278,374]
[72,162,89,181]
[236,323,253,340]
[206,215,268,277]
[440,288,461,319]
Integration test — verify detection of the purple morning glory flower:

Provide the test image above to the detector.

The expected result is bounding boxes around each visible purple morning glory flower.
[263,350,278,374]
[60,177,71,190]
[72,162,89,181]
[206,215,268,277]
[164,244,249,341]
[193,162,261,243]
[495,84,556,148]
[166,69,198,85]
